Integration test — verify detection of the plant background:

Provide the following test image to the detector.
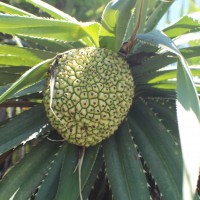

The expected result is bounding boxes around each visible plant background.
[0,0,200,199]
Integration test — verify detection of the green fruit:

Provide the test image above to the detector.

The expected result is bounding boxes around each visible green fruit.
[43,47,134,147]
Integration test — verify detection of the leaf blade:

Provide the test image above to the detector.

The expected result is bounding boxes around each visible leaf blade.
[0,2,34,16]
[0,14,100,47]
[54,144,101,200]
[176,61,200,200]
[0,104,51,155]
[128,97,183,200]
[135,30,200,199]
[145,1,173,32]
[0,139,61,199]
[103,121,149,200]
[26,0,78,22]
[164,12,200,39]
[35,143,67,200]
[0,58,52,104]
[0,45,55,67]
[100,0,137,51]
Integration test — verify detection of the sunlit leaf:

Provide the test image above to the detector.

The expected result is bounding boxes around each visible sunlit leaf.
[122,0,148,43]
[26,0,78,22]
[0,58,53,104]
[0,45,55,67]
[176,61,200,200]
[18,35,84,53]
[164,12,200,38]
[100,0,137,51]
[136,29,200,200]
[0,2,34,16]
[145,1,173,32]
[131,45,200,75]
[0,14,100,47]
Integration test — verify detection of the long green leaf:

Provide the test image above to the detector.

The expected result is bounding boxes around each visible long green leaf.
[128,97,183,200]
[151,82,176,90]
[13,79,45,98]
[137,67,200,85]
[145,1,173,32]
[0,79,45,99]
[82,149,103,200]
[0,14,100,47]
[36,143,67,200]
[103,121,149,200]
[0,2,34,16]
[0,72,21,85]
[164,12,200,38]
[0,139,61,199]
[132,46,200,76]
[0,66,28,74]
[0,104,51,155]
[135,85,176,99]
[100,0,137,51]
[0,45,55,67]
[123,0,148,43]
[134,69,176,85]
[176,61,200,200]
[0,58,52,104]
[137,30,200,200]
[26,0,78,22]
[19,35,84,53]
[54,144,101,200]
[145,97,180,145]
[54,144,78,200]
[136,30,179,54]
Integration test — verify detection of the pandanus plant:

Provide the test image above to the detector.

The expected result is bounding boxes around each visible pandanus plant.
[0,0,200,199]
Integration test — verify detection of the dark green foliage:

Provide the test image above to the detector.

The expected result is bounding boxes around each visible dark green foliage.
[0,0,200,199]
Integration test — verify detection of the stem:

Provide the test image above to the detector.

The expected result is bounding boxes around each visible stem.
[120,0,144,54]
